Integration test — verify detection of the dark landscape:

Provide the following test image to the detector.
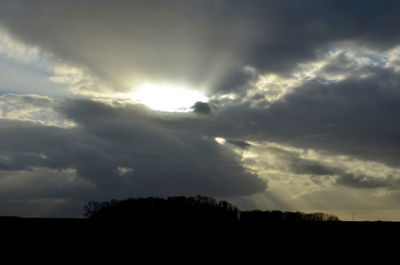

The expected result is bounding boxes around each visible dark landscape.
[1,196,398,263]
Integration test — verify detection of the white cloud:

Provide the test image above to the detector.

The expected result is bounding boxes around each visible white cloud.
[0,93,74,127]
[0,27,39,63]
[235,48,385,106]
[385,46,400,71]
[49,64,113,96]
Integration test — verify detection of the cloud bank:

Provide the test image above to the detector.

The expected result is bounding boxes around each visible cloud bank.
[0,96,266,216]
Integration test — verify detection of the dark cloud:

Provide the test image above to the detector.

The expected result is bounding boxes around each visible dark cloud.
[288,158,337,176]
[0,98,266,216]
[335,173,384,189]
[335,173,398,189]
[214,66,259,95]
[206,68,400,168]
[292,160,397,190]
[1,0,400,94]
[225,138,251,149]
[192,101,211,115]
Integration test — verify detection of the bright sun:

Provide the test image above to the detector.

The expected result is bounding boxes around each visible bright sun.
[130,83,208,112]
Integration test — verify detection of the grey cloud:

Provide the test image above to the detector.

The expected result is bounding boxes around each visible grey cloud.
[318,52,379,79]
[0,93,53,116]
[302,163,398,190]
[0,119,71,170]
[254,144,386,189]
[0,168,91,201]
[197,130,400,195]
[192,101,211,115]
[123,61,400,180]
[267,71,400,166]
[0,98,266,216]
[288,158,337,176]
[335,173,391,189]
[225,138,251,149]
[290,150,400,192]
[206,68,400,168]
[1,1,400,94]
[0,93,72,127]
[214,66,259,95]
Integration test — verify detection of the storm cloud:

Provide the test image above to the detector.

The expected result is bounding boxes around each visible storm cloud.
[1,0,400,94]
[0,97,266,216]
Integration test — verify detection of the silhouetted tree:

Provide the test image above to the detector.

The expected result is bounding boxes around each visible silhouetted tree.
[83,201,102,218]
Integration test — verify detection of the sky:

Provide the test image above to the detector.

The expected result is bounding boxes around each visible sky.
[1,0,400,220]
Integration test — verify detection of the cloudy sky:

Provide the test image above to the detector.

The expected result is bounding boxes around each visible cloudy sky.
[1,0,400,220]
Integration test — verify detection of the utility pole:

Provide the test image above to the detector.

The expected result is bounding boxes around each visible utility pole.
[352,212,355,222]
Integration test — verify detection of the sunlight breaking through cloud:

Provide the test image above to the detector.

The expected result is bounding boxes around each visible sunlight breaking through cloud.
[129,83,208,112]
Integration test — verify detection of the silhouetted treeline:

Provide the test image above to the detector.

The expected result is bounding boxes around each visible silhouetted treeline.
[240,210,340,223]
[84,195,340,224]
[0,216,20,220]
[84,195,239,224]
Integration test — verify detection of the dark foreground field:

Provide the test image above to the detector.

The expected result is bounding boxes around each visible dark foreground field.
[1,217,398,263]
